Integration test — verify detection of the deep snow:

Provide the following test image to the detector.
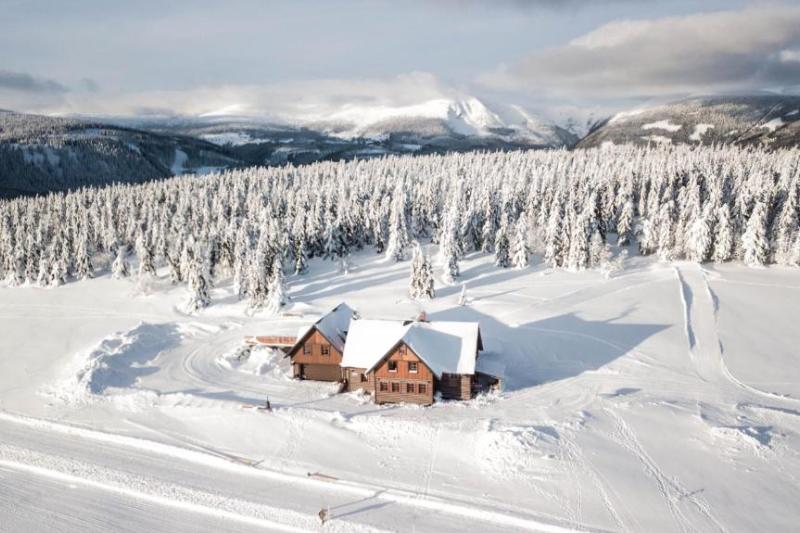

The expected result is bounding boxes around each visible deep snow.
[1,250,799,532]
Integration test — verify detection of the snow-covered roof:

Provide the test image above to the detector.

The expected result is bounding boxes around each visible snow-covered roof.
[342,319,482,377]
[294,303,357,353]
[341,320,410,369]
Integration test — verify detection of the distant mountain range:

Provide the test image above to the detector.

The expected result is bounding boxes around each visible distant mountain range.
[0,110,239,197]
[2,94,800,197]
[577,94,800,149]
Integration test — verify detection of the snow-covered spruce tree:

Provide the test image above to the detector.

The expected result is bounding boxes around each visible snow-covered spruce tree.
[136,233,157,278]
[774,189,798,265]
[440,240,459,285]
[588,228,604,269]
[543,198,563,268]
[712,204,734,263]
[167,252,182,284]
[656,202,675,262]
[790,231,800,267]
[48,244,68,287]
[74,231,93,280]
[294,235,308,275]
[742,200,769,267]
[185,254,211,313]
[617,198,634,246]
[409,244,435,300]
[566,213,589,272]
[494,213,511,268]
[248,235,271,309]
[385,186,409,262]
[9,247,26,286]
[511,217,529,269]
[265,256,287,314]
[111,245,131,279]
[687,213,712,263]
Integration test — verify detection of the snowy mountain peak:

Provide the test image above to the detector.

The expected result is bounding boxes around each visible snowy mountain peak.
[308,96,576,147]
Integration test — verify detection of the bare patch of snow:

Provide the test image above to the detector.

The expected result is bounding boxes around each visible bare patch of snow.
[642,120,682,132]
[760,118,785,132]
[689,123,715,141]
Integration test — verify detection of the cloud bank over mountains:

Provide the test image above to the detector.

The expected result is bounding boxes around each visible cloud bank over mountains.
[481,6,800,98]
[1,2,799,121]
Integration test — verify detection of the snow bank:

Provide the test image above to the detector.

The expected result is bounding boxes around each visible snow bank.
[217,344,289,378]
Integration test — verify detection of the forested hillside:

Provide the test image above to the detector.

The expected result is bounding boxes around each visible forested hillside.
[1,145,798,311]
[0,111,240,197]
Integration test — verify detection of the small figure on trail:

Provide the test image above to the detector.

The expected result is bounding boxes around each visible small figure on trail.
[318,507,329,525]
[265,397,272,411]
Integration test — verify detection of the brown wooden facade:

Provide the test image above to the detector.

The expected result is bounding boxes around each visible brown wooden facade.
[288,328,343,382]
[358,342,434,405]
[344,340,481,405]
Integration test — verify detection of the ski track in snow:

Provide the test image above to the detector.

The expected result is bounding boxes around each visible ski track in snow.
[0,410,590,533]
[675,263,800,406]
[607,409,727,533]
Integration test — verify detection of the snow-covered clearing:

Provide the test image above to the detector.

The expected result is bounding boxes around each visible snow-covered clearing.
[760,117,785,132]
[1,251,799,531]
[641,120,682,132]
[689,123,714,141]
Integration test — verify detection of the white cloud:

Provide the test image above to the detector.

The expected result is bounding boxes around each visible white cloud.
[43,72,458,120]
[480,6,800,98]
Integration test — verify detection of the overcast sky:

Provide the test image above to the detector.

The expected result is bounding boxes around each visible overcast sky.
[1,0,799,121]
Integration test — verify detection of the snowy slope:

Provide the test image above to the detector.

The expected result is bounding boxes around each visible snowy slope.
[0,111,241,197]
[305,97,577,147]
[578,94,800,148]
[1,250,799,532]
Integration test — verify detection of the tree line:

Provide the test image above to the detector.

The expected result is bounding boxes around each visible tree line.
[1,144,798,311]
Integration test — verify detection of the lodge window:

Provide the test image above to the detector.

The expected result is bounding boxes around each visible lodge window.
[303,344,311,355]
[360,373,368,383]
[398,345,406,355]
[391,382,400,393]
[419,383,427,394]
[379,381,388,392]
[406,383,415,394]
[321,345,330,356]
[388,360,397,372]
[408,361,418,373]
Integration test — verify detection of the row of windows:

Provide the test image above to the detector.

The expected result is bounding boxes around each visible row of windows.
[387,360,418,373]
[378,381,428,394]
[302,343,330,355]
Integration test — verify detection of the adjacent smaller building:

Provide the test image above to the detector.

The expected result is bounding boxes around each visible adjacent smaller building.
[286,303,357,382]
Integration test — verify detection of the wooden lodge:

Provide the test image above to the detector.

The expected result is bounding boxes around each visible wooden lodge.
[340,318,494,405]
[285,303,357,382]
[279,303,499,405]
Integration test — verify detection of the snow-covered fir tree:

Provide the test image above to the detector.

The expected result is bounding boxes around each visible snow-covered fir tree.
[494,213,511,268]
[385,185,409,262]
[265,256,287,314]
[409,244,435,300]
[185,253,211,312]
[111,245,130,279]
[742,200,769,267]
[510,217,529,269]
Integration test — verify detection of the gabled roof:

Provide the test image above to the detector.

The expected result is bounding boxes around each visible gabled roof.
[340,319,410,369]
[289,303,357,355]
[342,319,482,377]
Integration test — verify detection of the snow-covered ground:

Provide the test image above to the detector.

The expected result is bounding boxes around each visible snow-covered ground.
[1,250,799,532]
